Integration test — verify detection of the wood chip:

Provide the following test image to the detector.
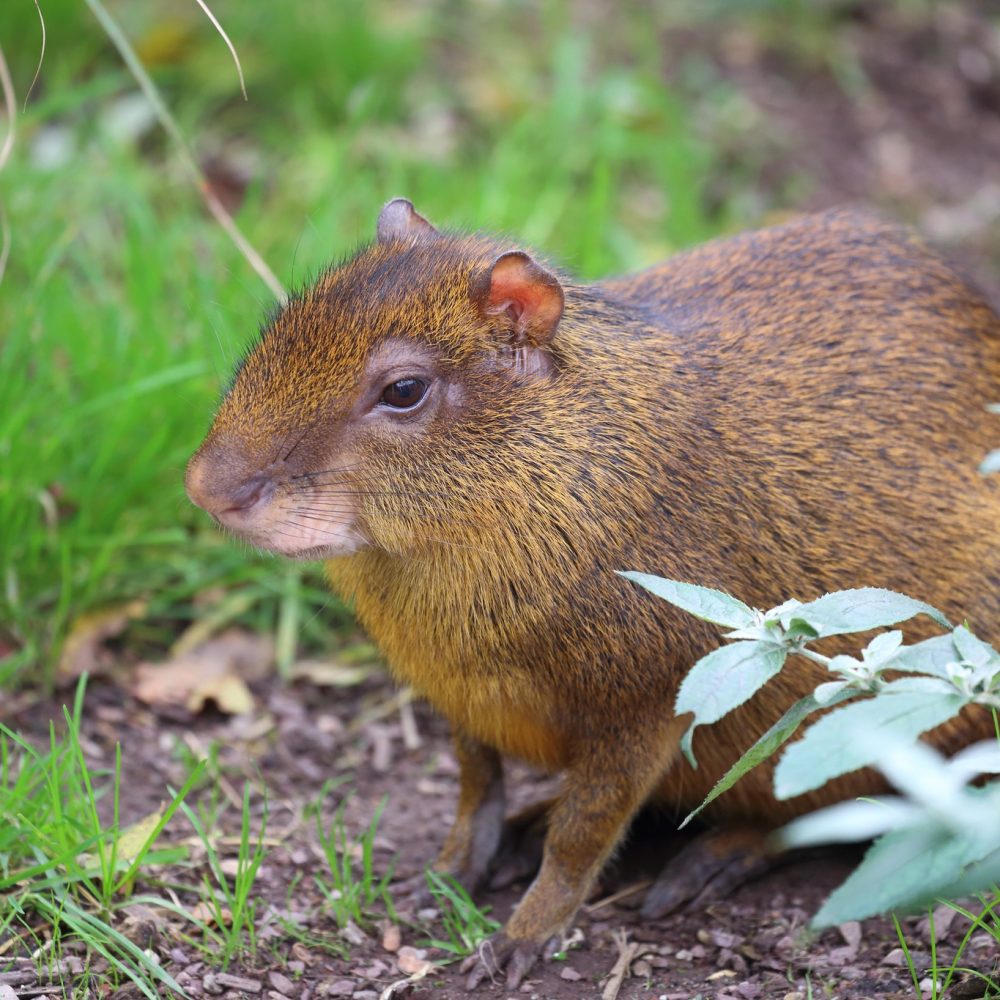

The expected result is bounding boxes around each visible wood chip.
[369,724,393,772]
[602,928,639,1000]
[215,972,263,992]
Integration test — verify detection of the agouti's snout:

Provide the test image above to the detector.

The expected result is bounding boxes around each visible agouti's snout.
[185,436,366,559]
[185,457,274,523]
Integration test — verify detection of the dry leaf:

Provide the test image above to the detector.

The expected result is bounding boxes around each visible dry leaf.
[290,659,375,687]
[115,807,166,862]
[58,599,148,682]
[133,628,268,715]
[187,672,253,715]
[191,900,232,927]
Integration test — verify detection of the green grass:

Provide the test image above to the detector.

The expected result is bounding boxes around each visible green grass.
[179,781,270,969]
[311,783,395,930]
[1,0,733,685]
[894,903,1000,1000]
[0,678,201,997]
[424,870,500,958]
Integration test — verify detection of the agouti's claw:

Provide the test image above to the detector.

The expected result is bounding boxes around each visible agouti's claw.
[461,931,543,990]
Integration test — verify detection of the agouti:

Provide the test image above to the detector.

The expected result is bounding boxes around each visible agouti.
[186,200,1000,987]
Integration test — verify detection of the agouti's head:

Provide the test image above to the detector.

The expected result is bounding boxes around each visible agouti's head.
[185,199,568,559]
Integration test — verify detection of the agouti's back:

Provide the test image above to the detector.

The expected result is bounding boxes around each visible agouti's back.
[186,203,1000,984]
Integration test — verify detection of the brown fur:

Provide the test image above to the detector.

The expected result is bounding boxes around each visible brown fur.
[187,207,1000,954]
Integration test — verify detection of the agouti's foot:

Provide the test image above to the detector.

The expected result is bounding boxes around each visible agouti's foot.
[640,826,772,918]
[461,930,557,990]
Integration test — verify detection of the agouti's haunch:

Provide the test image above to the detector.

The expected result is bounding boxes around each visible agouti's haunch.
[186,200,1000,987]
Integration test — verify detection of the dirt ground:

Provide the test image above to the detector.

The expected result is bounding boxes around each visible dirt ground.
[680,0,1000,307]
[3,669,999,1000]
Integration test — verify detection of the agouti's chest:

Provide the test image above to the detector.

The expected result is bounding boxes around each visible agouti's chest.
[326,555,569,769]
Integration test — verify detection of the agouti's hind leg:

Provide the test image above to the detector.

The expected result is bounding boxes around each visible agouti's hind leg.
[639,826,773,918]
[488,797,553,889]
[433,732,505,892]
[397,732,503,910]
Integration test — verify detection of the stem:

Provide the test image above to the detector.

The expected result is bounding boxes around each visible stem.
[791,645,833,667]
[81,0,286,304]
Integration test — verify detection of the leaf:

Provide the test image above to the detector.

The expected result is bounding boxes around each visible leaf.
[116,808,166,863]
[774,679,966,800]
[675,641,786,766]
[57,598,148,682]
[782,588,950,638]
[933,842,1000,900]
[619,573,756,629]
[812,826,975,925]
[780,798,925,847]
[862,630,903,664]
[951,625,1000,684]
[892,633,962,678]
[679,687,857,828]
[979,449,1000,474]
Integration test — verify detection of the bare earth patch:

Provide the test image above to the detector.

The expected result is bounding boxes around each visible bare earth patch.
[4,669,998,1000]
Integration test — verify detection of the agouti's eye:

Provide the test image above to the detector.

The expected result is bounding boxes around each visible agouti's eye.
[380,378,428,409]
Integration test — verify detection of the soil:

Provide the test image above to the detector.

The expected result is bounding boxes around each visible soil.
[671,0,1000,307]
[3,670,999,1000]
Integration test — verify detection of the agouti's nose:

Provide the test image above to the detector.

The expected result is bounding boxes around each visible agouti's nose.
[220,473,273,514]
[186,455,275,522]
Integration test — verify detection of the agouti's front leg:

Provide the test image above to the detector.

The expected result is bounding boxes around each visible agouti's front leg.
[433,732,505,891]
[464,718,684,990]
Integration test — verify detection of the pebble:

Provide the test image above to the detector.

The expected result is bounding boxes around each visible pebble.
[559,968,582,981]
[633,959,652,979]
[321,981,356,997]
[202,973,224,996]
[838,921,862,950]
[381,923,402,952]
[0,986,17,1000]
[268,971,296,995]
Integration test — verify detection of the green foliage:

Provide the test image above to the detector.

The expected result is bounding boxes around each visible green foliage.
[625,575,1000,926]
[311,784,395,929]
[0,677,198,997]
[424,870,500,957]
[2,0,731,685]
[180,781,270,968]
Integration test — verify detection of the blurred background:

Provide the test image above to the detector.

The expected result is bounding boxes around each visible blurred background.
[2,0,999,688]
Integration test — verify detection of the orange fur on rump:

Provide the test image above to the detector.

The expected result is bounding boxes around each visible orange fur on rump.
[187,204,1000,960]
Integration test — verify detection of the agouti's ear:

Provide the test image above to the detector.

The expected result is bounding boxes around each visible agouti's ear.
[478,251,564,346]
[376,198,439,244]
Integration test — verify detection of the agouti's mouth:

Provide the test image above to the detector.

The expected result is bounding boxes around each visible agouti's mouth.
[186,451,367,560]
